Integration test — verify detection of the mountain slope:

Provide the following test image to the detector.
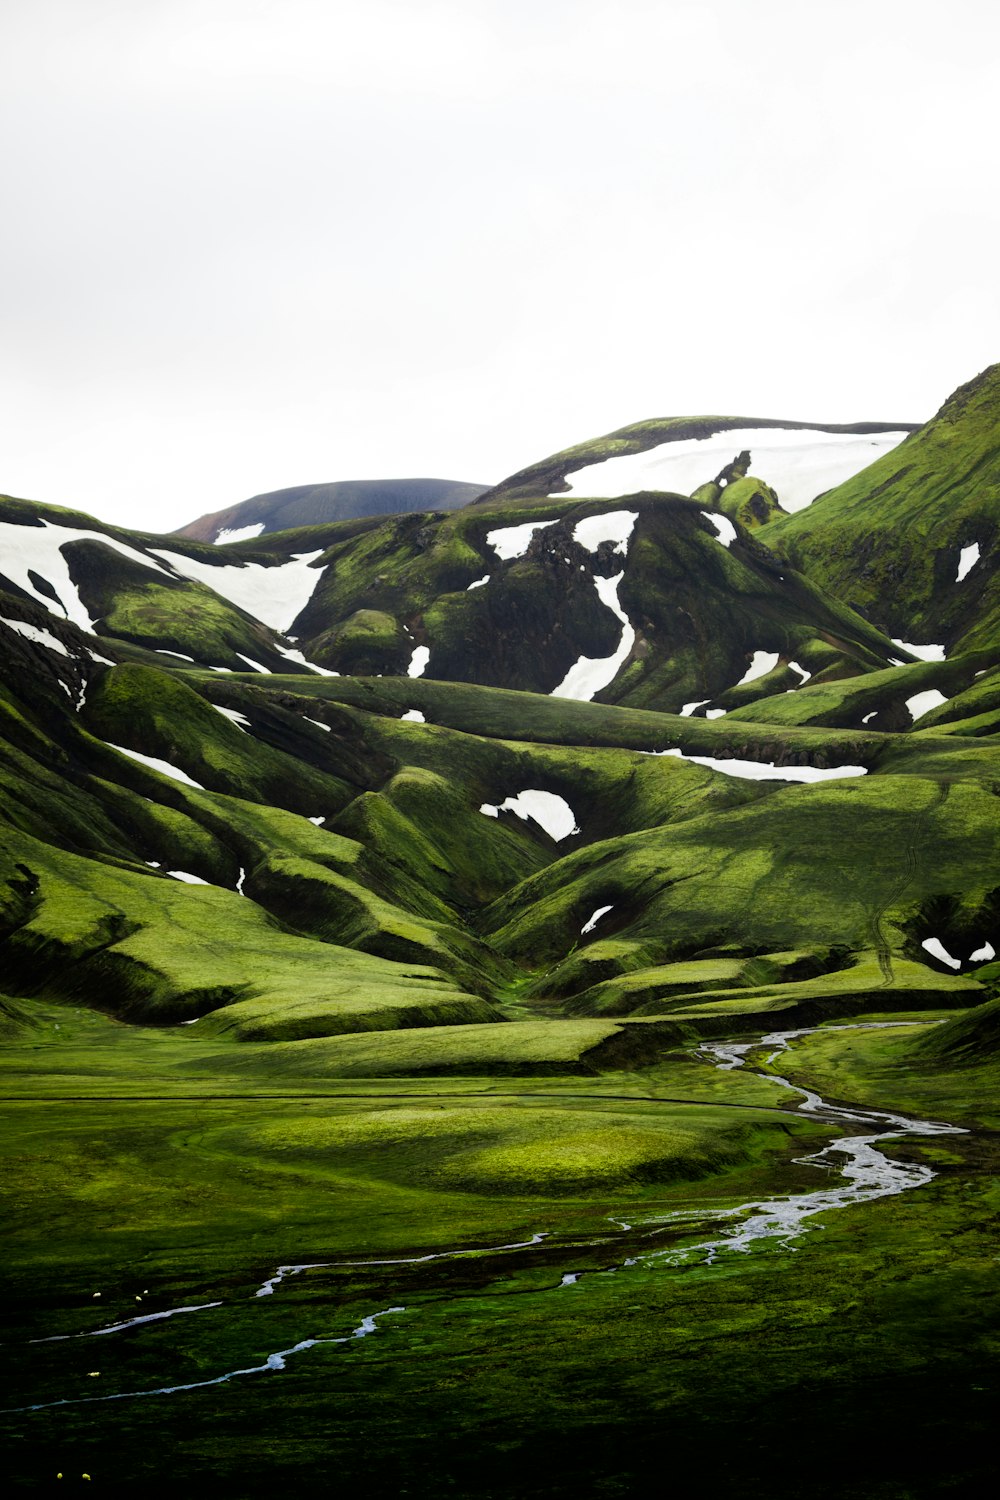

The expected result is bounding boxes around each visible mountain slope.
[763,363,1000,654]
[176,476,490,543]
[479,414,917,512]
[4,369,1000,1499]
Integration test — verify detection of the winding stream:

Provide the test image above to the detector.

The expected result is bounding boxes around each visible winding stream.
[6,1022,966,1414]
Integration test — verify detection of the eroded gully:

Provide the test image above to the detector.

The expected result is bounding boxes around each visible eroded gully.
[6,1022,966,1413]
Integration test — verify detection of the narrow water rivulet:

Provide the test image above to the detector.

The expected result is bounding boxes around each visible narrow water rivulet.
[6,1022,966,1413]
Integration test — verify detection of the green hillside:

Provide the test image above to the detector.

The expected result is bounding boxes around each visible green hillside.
[2,369,999,1496]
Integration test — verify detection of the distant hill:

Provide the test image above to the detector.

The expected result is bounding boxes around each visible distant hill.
[175,477,491,543]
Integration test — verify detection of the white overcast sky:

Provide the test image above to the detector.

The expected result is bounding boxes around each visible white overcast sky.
[2,0,998,533]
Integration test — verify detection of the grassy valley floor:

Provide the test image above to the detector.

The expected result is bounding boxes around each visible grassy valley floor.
[2,1007,999,1497]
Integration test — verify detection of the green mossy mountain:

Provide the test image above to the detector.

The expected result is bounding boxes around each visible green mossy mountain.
[2,368,1000,1498]
[763,363,1000,654]
[2,367,999,1050]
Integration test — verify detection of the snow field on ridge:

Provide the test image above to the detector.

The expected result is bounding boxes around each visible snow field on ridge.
[550,428,910,512]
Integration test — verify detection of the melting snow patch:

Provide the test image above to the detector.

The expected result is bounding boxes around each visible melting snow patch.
[486,519,559,561]
[1,617,70,656]
[481,790,579,841]
[214,705,250,730]
[236,867,247,895]
[167,871,209,885]
[155,649,195,662]
[581,904,613,935]
[788,661,810,682]
[571,510,638,555]
[303,716,331,732]
[705,513,737,548]
[273,642,338,675]
[906,689,948,721]
[956,543,981,583]
[0,518,173,632]
[921,937,961,970]
[971,941,996,962]
[892,639,946,662]
[467,575,490,590]
[107,745,204,789]
[680,700,711,717]
[236,654,269,673]
[401,709,426,722]
[735,651,779,687]
[308,816,325,826]
[407,645,430,679]
[548,428,910,512]
[215,523,266,545]
[551,572,634,701]
[149,548,326,634]
[660,750,867,782]
[861,711,879,724]
[705,708,727,719]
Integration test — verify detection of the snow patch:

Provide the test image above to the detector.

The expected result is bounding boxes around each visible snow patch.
[956,543,981,583]
[236,654,269,673]
[705,513,737,548]
[307,816,325,826]
[705,708,727,719]
[921,937,961,970]
[480,790,579,841]
[167,871,209,885]
[215,523,266,545]
[551,572,634,702]
[581,904,613,935]
[273,642,339,676]
[680,699,711,717]
[571,509,638,555]
[214,706,250,731]
[861,711,879,724]
[149,548,325,634]
[106,744,204,789]
[0,517,172,632]
[467,575,490,590]
[735,650,779,687]
[549,428,910,512]
[401,709,426,722]
[906,689,948,721]
[659,749,867,782]
[971,941,995,962]
[788,661,811,682]
[1,617,70,656]
[303,716,331,732]
[155,650,194,662]
[407,645,430,679]
[892,639,946,663]
[485,519,558,561]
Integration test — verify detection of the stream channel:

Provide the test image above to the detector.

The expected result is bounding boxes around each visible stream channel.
[7,1021,967,1414]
